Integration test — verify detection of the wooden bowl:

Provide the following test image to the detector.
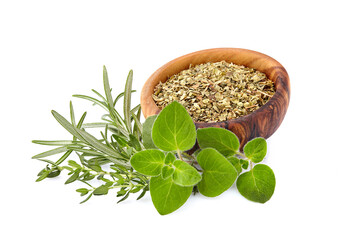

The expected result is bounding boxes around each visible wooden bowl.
[141,48,290,149]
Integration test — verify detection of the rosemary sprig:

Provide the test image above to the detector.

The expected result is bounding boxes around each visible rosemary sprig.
[32,67,149,203]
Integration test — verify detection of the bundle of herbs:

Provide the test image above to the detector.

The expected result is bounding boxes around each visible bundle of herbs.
[32,67,276,215]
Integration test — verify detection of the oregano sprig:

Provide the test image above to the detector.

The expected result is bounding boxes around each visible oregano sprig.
[197,129,276,203]
[131,101,276,214]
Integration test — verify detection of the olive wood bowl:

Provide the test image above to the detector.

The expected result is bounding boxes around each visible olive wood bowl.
[141,48,290,150]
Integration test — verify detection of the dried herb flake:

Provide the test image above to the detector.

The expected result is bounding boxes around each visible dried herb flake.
[152,61,275,122]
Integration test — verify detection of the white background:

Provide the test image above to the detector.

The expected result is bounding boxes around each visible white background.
[1,0,347,239]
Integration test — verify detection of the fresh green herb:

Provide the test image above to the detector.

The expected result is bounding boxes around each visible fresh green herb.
[196,148,238,197]
[150,175,193,215]
[130,101,276,214]
[236,164,275,203]
[197,127,240,156]
[243,137,267,163]
[32,67,148,204]
[32,67,276,215]
[130,149,165,176]
[197,127,275,204]
[172,160,202,187]
[151,101,196,152]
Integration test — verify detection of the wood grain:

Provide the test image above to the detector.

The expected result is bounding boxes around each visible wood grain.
[141,48,290,150]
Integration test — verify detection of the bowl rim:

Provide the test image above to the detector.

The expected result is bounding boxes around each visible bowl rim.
[140,47,290,126]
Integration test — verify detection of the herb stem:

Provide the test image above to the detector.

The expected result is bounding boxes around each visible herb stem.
[110,183,145,189]
[236,151,247,159]
[177,149,183,161]
[182,152,196,161]
[79,180,95,189]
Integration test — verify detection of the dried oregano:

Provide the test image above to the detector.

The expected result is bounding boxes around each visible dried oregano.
[152,61,275,122]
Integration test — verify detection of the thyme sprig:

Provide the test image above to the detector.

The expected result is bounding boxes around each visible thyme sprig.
[32,67,148,203]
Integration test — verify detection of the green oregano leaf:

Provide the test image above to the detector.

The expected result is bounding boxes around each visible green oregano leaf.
[197,127,240,157]
[172,160,202,187]
[142,115,158,149]
[164,152,175,165]
[161,165,175,180]
[243,137,267,163]
[237,164,275,203]
[240,159,249,169]
[226,156,242,174]
[130,149,165,176]
[152,101,196,152]
[197,148,238,197]
[150,176,192,215]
